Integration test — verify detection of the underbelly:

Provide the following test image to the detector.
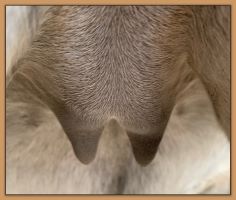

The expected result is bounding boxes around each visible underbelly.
[66,90,163,134]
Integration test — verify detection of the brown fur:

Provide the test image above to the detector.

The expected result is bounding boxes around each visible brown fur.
[6,6,230,193]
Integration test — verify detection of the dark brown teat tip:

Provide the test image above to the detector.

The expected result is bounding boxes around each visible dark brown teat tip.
[70,133,102,164]
[127,131,163,166]
[56,110,103,165]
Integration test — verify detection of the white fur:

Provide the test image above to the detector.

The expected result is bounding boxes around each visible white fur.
[6,6,230,194]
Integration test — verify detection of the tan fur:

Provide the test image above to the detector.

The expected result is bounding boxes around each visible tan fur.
[6,6,230,194]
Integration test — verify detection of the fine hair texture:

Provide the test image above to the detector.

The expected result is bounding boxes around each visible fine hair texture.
[6,6,230,194]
